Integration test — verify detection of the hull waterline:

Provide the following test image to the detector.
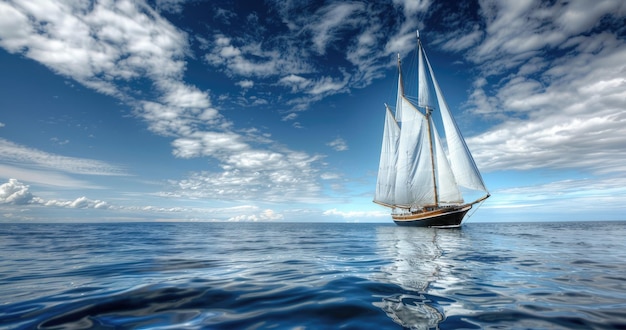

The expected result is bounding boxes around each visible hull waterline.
[392,205,471,228]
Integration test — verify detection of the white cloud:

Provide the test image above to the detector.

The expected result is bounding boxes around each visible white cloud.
[164,150,326,203]
[228,209,284,222]
[320,172,340,180]
[0,179,34,205]
[327,137,348,151]
[44,196,112,210]
[0,122,5,128]
[323,208,388,219]
[392,0,431,16]
[308,2,366,55]
[307,75,350,95]
[205,1,432,111]
[0,138,127,176]
[0,164,99,189]
[170,131,249,158]
[206,33,310,78]
[440,25,483,52]
[464,3,626,175]
[0,179,111,209]
[237,80,254,88]
[154,0,186,13]
[278,74,311,93]
[484,176,626,220]
[281,113,298,121]
[469,0,626,73]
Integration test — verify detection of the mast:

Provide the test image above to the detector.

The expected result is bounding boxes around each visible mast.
[397,53,404,96]
[426,107,438,206]
[418,31,439,207]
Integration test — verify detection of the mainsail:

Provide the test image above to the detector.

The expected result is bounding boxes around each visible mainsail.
[374,31,489,213]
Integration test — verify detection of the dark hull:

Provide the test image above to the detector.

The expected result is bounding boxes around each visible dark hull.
[392,205,471,228]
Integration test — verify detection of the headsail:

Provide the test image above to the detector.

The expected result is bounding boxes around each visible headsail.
[374,105,400,206]
[424,51,488,195]
[431,123,463,204]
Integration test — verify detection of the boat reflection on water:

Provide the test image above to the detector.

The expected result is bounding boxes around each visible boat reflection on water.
[373,225,468,329]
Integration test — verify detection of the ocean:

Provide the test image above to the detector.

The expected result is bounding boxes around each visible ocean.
[1,221,625,329]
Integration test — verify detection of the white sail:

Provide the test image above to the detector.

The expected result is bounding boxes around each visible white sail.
[431,122,463,203]
[394,97,435,208]
[395,64,404,122]
[425,54,488,194]
[417,41,434,110]
[374,106,400,206]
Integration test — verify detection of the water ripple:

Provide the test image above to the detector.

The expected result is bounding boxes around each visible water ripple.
[1,222,626,329]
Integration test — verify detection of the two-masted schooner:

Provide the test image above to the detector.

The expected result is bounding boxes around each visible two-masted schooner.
[374,31,490,228]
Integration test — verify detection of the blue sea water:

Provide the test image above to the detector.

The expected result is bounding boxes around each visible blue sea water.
[1,221,626,329]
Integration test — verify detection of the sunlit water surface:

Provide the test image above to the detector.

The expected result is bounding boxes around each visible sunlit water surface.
[1,221,626,329]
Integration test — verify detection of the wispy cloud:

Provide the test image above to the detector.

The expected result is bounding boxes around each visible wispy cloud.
[307,2,366,55]
[323,208,387,219]
[0,138,127,176]
[327,137,349,151]
[205,1,432,111]
[485,176,626,218]
[451,1,626,177]
[0,0,333,205]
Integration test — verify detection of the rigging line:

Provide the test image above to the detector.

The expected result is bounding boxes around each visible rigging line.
[466,198,486,219]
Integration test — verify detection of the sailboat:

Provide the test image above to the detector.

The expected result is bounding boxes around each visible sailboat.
[374,31,490,228]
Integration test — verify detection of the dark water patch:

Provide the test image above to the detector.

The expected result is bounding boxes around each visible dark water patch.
[23,277,403,329]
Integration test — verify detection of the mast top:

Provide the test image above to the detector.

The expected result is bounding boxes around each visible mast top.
[416,30,420,40]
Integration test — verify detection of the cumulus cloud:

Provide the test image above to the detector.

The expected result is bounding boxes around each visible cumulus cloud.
[0,179,110,209]
[43,196,112,210]
[0,179,34,205]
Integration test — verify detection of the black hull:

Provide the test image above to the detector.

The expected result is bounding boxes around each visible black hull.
[392,206,471,228]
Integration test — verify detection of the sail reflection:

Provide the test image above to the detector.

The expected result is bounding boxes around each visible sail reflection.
[373,226,468,329]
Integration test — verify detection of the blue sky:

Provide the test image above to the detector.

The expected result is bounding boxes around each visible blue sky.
[1,0,625,223]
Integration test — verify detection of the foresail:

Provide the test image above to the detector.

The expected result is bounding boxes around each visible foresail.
[425,53,488,193]
[431,122,463,204]
[394,97,435,208]
[374,106,400,206]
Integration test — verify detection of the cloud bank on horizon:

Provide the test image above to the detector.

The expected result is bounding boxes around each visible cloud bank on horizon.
[0,0,625,222]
